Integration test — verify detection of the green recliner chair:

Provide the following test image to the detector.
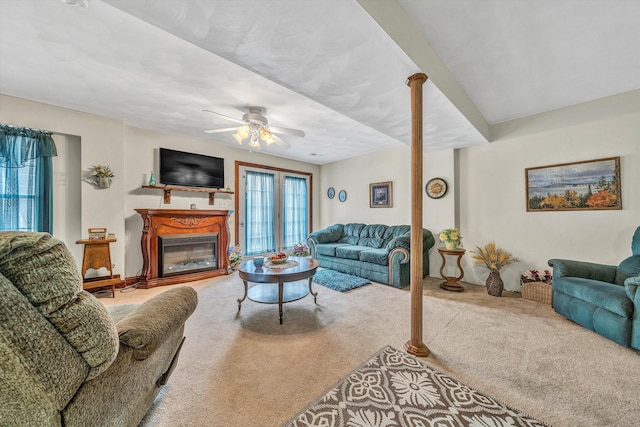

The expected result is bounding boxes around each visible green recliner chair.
[548,226,640,349]
[0,232,198,426]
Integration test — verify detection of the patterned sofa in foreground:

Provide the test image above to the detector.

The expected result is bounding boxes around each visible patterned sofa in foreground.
[307,223,435,288]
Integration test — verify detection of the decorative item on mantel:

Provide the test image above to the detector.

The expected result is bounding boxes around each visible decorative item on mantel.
[520,268,553,303]
[471,241,518,297]
[439,228,462,250]
[85,165,114,189]
[148,170,156,186]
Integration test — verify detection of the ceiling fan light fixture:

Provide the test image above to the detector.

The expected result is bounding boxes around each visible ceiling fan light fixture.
[232,132,244,144]
[237,125,250,139]
[259,128,272,141]
[248,132,261,149]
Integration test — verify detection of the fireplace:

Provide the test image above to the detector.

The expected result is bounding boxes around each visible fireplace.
[159,233,218,277]
[135,209,230,288]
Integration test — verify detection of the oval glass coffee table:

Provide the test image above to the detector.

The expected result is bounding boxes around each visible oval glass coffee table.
[237,256,319,324]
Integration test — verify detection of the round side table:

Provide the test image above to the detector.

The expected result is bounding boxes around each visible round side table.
[438,248,466,292]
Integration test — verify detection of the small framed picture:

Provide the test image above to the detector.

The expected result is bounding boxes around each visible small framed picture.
[88,227,107,240]
[369,181,392,208]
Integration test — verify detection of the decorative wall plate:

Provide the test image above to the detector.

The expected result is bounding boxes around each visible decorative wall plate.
[338,190,347,202]
[426,178,448,199]
[327,187,335,199]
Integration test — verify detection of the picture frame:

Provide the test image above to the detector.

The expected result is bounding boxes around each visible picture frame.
[525,157,621,212]
[369,181,392,208]
[88,227,107,240]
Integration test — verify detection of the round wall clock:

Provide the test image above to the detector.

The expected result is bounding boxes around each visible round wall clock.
[338,190,347,202]
[425,178,448,199]
[327,187,335,199]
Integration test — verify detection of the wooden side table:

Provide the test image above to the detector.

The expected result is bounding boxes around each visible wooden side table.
[76,238,120,297]
[438,248,466,292]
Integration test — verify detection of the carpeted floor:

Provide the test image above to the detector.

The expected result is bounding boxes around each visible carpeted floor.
[99,274,640,426]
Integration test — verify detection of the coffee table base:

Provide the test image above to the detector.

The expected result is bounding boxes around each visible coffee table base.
[247,282,310,304]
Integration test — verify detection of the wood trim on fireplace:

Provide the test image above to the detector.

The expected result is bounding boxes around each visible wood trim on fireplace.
[135,209,231,288]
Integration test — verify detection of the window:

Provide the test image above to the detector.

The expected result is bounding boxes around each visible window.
[0,125,57,232]
[237,163,311,256]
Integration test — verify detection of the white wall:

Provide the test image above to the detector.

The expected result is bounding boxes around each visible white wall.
[319,90,640,291]
[319,146,457,276]
[1,94,126,272]
[0,94,320,279]
[460,91,640,290]
[122,126,320,277]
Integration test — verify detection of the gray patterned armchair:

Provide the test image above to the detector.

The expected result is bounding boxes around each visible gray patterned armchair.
[0,232,198,426]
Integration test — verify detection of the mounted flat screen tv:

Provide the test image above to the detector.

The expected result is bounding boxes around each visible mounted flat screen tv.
[159,148,225,189]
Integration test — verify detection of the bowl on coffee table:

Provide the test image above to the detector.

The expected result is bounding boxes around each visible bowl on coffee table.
[269,254,289,264]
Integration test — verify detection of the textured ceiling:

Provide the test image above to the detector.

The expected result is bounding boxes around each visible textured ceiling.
[1,0,638,165]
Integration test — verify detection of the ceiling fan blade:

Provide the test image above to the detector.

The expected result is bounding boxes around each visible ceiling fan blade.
[202,109,245,125]
[204,127,237,134]
[271,134,291,149]
[270,126,305,138]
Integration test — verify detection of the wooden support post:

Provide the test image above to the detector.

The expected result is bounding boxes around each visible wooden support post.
[404,72,430,357]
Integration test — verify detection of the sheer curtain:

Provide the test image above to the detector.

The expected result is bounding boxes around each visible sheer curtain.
[245,171,275,255]
[283,176,308,249]
[0,124,57,232]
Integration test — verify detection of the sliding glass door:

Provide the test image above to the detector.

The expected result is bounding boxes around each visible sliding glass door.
[238,164,310,256]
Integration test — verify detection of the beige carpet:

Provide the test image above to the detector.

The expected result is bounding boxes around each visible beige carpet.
[100,274,640,427]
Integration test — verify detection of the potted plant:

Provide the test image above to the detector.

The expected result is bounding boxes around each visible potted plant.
[470,241,518,297]
[87,165,114,189]
[439,228,462,250]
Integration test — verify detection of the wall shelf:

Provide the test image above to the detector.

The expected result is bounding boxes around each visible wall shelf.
[141,185,234,205]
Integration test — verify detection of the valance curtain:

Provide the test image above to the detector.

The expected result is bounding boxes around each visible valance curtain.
[283,176,308,249]
[0,124,57,232]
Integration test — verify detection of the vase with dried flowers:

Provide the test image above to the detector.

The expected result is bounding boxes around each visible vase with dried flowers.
[470,241,518,297]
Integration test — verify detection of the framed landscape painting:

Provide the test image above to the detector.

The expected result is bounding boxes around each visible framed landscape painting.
[525,157,621,212]
[370,181,392,208]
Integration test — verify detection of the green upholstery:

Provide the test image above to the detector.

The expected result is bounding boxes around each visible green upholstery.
[548,226,640,350]
[308,224,435,288]
[0,232,198,426]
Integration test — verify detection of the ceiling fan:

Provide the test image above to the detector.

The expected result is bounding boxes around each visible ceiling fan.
[203,107,305,149]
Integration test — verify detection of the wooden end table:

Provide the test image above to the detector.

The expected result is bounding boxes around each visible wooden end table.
[438,248,466,292]
[237,256,319,324]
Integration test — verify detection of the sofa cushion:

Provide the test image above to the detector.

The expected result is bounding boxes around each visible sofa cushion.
[0,232,118,380]
[614,256,640,286]
[359,249,389,266]
[336,245,371,260]
[316,243,349,257]
[555,277,633,318]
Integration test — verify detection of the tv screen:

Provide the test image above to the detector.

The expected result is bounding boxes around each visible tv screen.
[159,148,225,189]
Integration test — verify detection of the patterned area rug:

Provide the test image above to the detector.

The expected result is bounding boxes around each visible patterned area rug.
[282,346,549,427]
[312,269,370,292]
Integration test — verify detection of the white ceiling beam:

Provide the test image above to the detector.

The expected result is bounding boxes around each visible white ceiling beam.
[357,0,489,141]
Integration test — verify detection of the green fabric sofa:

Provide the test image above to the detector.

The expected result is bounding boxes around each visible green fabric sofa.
[0,232,198,426]
[548,226,640,350]
[307,223,435,288]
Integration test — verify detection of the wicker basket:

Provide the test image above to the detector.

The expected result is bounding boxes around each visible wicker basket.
[521,281,552,304]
